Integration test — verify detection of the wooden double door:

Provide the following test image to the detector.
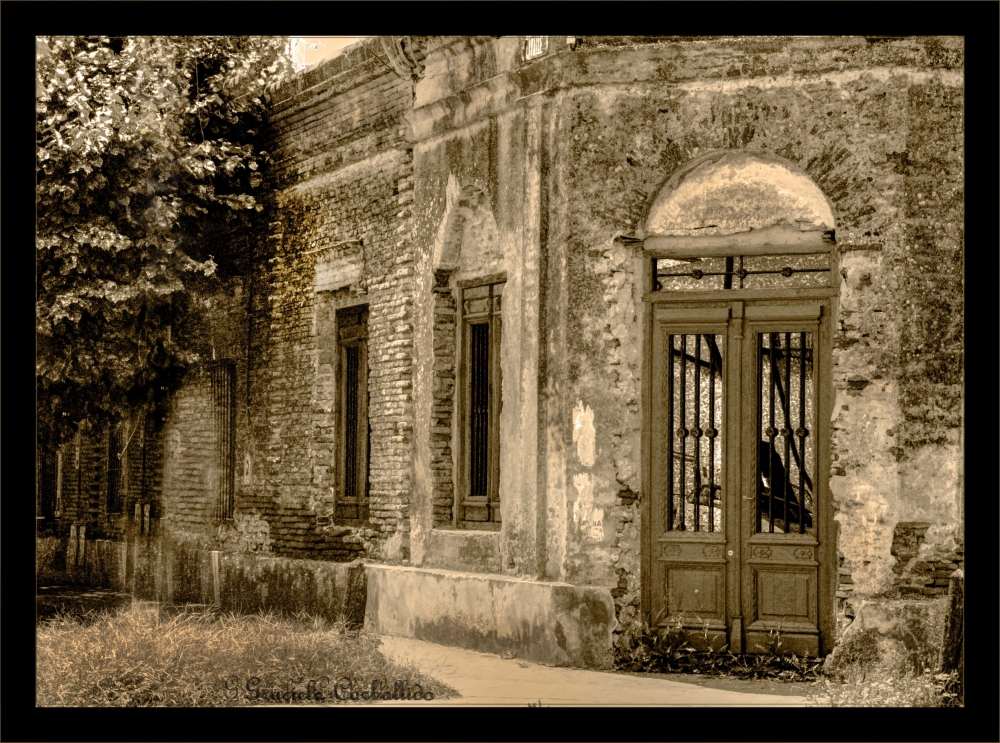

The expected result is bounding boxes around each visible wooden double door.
[647,296,835,655]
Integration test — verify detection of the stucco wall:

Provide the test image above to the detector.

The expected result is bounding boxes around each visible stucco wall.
[407,44,544,577]
[539,36,963,642]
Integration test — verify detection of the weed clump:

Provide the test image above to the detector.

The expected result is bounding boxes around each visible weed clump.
[615,611,960,706]
[815,621,961,707]
[815,670,960,707]
[614,613,822,681]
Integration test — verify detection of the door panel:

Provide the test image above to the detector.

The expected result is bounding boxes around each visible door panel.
[741,320,821,655]
[667,565,725,616]
[650,314,730,649]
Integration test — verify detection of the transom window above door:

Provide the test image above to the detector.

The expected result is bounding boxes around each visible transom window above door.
[654,251,833,292]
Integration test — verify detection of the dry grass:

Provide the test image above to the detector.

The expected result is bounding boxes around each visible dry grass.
[810,670,960,707]
[807,622,961,707]
[37,603,458,706]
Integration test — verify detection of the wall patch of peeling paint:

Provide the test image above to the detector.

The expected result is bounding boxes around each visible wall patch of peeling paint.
[572,402,596,467]
[571,473,605,542]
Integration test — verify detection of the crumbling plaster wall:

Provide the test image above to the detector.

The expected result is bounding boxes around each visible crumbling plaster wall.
[546,36,963,642]
[145,37,961,614]
[408,37,544,577]
[408,106,541,577]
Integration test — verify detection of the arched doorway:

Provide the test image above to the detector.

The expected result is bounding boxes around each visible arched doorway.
[640,150,839,655]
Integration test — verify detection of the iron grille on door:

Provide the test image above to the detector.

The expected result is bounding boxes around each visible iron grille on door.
[211,362,236,521]
[756,332,814,534]
[461,282,502,526]
[337,306,369,522]
[665,333,724,532]
[653,252,833,292]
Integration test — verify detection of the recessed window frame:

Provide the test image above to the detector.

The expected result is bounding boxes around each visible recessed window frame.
[335,304,371,524]
[106,420,125,515]
[458,277,504,529]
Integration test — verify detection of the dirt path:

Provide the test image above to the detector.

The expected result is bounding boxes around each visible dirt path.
[375,635,815,706]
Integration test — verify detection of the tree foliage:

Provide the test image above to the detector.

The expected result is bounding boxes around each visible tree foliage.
[36,36,294,444]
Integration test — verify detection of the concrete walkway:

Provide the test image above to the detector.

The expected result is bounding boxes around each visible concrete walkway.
[376,635,812,706]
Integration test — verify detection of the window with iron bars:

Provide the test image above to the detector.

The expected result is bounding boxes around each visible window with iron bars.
[37,447,60,521]
[336,306,370,522]
[523,36,548,61]
[210,362,236,521]
[460,281,503,527]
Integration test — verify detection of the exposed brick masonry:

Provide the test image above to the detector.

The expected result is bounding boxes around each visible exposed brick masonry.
[239,40,417,559]
[431,273,457,525]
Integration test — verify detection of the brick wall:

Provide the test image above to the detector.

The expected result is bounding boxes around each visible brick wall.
[53,424,109,532]
[161,369,218,536]
[38,37,963,603]
[232,39,417,559]
[889,522,965,597]
[268,41,413,191]
[140,415,165,517]
[40,411,165,541]
[431,273,457,525]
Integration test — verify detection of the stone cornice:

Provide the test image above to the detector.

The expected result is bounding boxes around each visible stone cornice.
[405,41,963,144]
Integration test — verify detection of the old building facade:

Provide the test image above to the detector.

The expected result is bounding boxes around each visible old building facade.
[38,36,964,668]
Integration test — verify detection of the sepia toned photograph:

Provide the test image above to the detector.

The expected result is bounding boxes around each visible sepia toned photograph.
[35,33,965,709]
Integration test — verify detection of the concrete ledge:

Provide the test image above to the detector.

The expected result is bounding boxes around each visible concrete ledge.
[421,529,501,573]
[364,563,615,669]
[36,536,366,627]
[219,553,366,626]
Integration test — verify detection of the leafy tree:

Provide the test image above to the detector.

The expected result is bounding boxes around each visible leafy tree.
[36,36,293,446]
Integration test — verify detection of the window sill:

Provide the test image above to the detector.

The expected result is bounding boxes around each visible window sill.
[457,521,501,532]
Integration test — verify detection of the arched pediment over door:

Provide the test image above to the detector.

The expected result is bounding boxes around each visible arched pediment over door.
[642,149,837,240]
